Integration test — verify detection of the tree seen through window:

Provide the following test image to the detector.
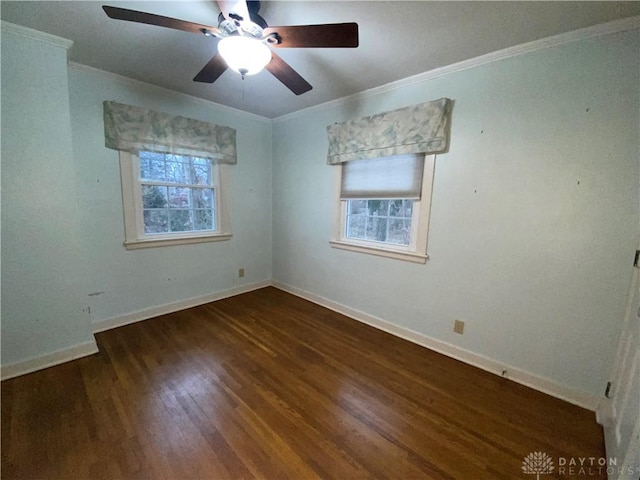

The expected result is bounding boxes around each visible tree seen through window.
[139,152,215,234]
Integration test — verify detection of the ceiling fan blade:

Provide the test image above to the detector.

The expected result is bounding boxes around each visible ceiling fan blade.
[265,52,312,96]
[102,6,220,36]
[193,54,228,83]
[216,0,250,22]
[264,23,359,48]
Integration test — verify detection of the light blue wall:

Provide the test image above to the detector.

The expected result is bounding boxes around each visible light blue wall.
[2,21,638,400]
[272,30,640,397]
[67,67,273,324]
[1,26,273,368]
[1,29,96,364]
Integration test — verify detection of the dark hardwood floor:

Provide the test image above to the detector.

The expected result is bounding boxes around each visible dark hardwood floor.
[2,287,605,479]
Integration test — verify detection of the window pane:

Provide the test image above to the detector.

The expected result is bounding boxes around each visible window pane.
[193,188,214,209]
[136,153,218,237]
[389,199,404,217]
[169,187,191,208]
[191,158,212,185]
[348,199,366,215]
[166,154,189,164]
[388,219,410,246]
[346,215,365,239]
[140,152,166,181]
[389,199,413,219]
[169,210,192,232]
[194,209,214,231]
[166,161,190,184]
[142,185,167,209]
[143,209,168,234]
[345,199,412,247]
[366,217,388,242]
[367,200,389,217]
[401,199,413,217]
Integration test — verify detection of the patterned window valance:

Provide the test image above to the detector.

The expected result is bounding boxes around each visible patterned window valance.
[103,101,237,164]
[326,98,452,165]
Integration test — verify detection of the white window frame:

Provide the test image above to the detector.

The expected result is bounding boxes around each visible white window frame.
[330,154,435,264]
[119,151,232,250]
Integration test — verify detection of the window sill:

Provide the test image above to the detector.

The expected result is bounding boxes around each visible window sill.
[124,233,232,250]
[329,240,428,264]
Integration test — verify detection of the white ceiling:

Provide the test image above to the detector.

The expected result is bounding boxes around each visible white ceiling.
[2,1,639,118]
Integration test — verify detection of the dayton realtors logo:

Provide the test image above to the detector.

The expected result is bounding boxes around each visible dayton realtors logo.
[521,452,635,477]
[522,452,554,479]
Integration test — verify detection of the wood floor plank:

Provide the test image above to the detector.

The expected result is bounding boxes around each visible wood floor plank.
[1,287,606,479]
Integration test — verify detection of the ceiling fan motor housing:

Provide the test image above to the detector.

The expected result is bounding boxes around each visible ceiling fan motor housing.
[217,0,267,31]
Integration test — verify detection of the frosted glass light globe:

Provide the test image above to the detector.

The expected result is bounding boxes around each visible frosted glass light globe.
[218,36,271,76]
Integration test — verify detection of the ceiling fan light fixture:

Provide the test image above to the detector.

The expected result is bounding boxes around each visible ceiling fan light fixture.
[218,36,271,76]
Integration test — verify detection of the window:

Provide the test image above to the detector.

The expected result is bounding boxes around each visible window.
[345,199,414,246]
[331,154,435,263]
[103,102,236,249]
[119,151,231,249]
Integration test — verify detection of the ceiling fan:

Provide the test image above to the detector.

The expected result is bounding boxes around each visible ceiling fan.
[102,0,359,95]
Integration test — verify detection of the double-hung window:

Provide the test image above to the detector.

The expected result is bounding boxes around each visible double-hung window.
[103,101,236,250]
[326,98,451,263]
[331,153,435,263]
[119,151,231,249]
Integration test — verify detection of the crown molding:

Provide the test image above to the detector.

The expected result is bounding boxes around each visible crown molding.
[274,15,640,123]
[8,12,637,124]
[1,21,73,50]
[68,62,272,124]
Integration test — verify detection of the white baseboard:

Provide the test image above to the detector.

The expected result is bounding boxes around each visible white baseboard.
[92,280,271,333]
[1,340,99,381]
[272,281,601,411]
[2,280,602,412]
[1,282,271,381]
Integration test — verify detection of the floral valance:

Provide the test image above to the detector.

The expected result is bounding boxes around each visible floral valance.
[103,101,237,164]
[326,98,452,165]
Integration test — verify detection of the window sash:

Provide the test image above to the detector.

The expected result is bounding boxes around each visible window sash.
[340,199,420,252]
[118,151,232,249]
[331,154,435,264]
[340,154,424,199]
[133,155,219,237]
[140,185,217,235]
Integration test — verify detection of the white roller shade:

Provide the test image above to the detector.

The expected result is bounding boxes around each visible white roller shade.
[341,154,424,199]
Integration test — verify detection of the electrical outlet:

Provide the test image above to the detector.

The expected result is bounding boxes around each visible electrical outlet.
[454,319,465,335]
[239,268,245,278]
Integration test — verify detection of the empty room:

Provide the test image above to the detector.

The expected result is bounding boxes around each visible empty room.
[1,1,639,478]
